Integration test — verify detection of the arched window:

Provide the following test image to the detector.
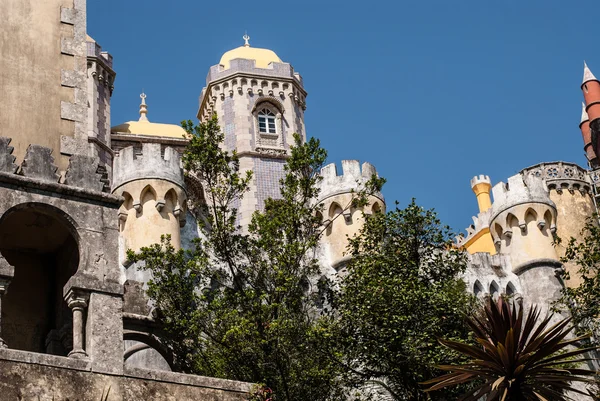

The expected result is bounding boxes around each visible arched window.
[258,108,277,134]
[490,281,500,300]
[506,282,516,296]
[473,280,484,297]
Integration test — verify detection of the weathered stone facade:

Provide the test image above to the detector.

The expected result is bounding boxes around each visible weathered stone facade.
[460,161,597,316]
[0,1,252,399]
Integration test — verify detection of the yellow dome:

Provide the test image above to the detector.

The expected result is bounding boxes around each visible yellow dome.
[111,121,187,139]
[219,45,282,69]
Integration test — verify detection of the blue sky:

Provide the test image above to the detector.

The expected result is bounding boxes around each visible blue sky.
[88,1,596,235]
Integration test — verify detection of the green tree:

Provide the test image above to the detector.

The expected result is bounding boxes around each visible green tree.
[423,297,598,401]
[333,200,476,400]
[557,215,600,342]
[129,115,383,401]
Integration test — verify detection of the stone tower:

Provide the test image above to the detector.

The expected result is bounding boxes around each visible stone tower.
[582,62,600,168]
[0,0,115,174]
[197,35,307,227]
[317,160,385,273]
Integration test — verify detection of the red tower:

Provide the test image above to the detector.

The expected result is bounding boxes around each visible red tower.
[582,62,600,168]
[580,102,598,166]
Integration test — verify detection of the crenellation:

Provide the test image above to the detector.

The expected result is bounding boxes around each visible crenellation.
[0,137,18,174]
[112,143,184,191]
[19,145,61,183]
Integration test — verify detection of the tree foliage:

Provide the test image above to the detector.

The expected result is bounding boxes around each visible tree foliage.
[333,200,476,400]
[557,215,600,342]
[424,297,598,401]
[128,115,382,400]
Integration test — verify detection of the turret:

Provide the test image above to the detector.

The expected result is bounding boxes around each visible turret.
[582,62,600,167]
[579,102,598,165]
[456,175,495,255]
[316,160,384,271]
[490,173,558,269]
[488,173,564,314]
[112,142,187,254]
[471,175,492,213]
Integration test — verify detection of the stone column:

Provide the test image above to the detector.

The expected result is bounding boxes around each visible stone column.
[66,289,89,359]
[0,256,14,349]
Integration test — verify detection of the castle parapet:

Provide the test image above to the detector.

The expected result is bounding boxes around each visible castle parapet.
[317,160,382,203]
[520,162,592,194]
[112,143,184,191]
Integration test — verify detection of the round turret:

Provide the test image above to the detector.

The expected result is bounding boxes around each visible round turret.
[112,143,187,254]
[489,173,558,271]
[316,160,384,271]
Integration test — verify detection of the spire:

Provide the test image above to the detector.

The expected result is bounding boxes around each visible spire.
[581,102,589,125]
[243,32,250,47]
[139,92,149,122]
[583,61,598,86]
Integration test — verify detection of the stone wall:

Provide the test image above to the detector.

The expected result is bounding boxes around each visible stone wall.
[0,0,91,173]
[0,350,250,400]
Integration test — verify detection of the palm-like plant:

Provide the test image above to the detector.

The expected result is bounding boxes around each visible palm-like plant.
[423,297,598,400]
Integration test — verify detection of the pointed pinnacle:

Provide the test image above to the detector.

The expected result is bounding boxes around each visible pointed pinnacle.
[583,61,598,85]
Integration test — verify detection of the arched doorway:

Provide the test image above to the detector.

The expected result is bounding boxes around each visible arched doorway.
[0,203,80,355]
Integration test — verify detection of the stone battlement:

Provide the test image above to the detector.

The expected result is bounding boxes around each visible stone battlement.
[456,208,492,247]
[112,143,184,191]
[0,137,108,192]
[317,160,381,201]
[470,174,491,188]
[491,173,554,222]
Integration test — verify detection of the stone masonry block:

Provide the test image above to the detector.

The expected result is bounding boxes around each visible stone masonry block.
[0,137,18,174]
[60,7,75,25]
[19,145,60,183]
[61,38,76,56]
[61,101,86,123]
[61,69,85,88]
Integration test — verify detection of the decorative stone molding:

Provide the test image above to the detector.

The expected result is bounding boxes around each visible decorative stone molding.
[254,147,287,157]
[0,137,18,174]
[521,162,592,194]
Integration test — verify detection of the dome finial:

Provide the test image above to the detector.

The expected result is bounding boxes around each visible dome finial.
[139,92,149,122]
[243,32,250,47]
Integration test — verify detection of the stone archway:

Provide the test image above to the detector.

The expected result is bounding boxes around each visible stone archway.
[0,203,80,355]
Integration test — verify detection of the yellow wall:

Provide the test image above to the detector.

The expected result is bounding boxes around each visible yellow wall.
[464,228,496,255]
[117,179,185,253]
